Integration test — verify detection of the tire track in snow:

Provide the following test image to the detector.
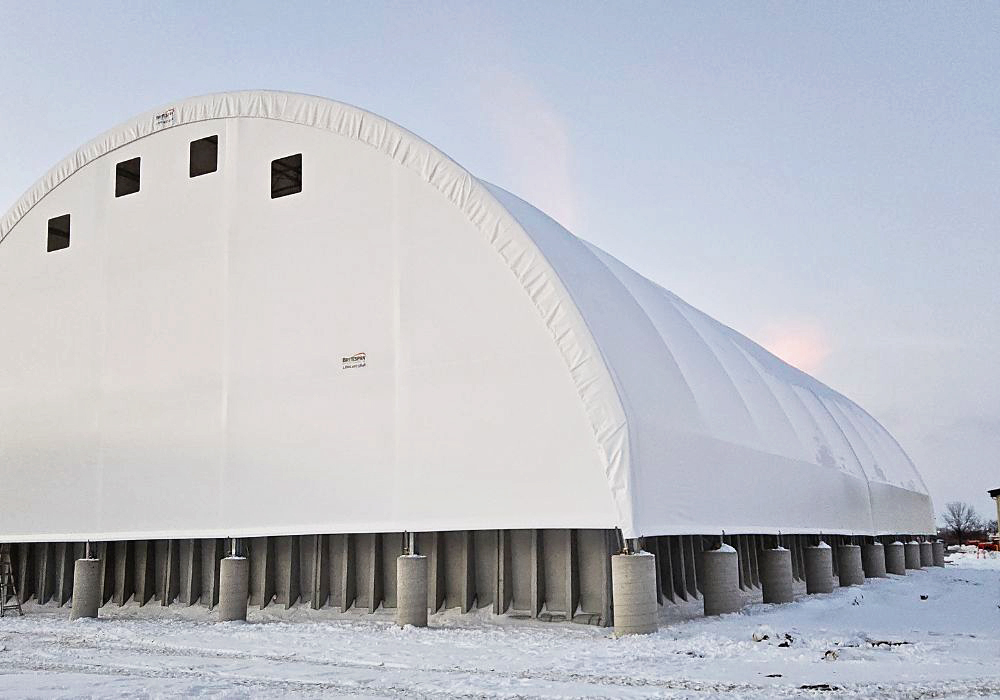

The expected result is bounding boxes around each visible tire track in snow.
[2,629,758,698]
[3,628,999,699]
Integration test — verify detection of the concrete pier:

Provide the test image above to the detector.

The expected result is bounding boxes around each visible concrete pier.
[904,541,922,570]
[804,542,834,594]
[861,542,887,578]
[885,541,906,575]
[218,557,249,622]
[760,547,794,604]
[919,541,934,567]
[837,544,864,586]
[396,555,428,627]
[699,544,742,615]
[933,540,945,567]
[611,552,658,635]
[69,558,100,620]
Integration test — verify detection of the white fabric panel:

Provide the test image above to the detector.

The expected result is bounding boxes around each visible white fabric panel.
[486,185,933,536]
[868,481,936,535]
[485,183,709,537]
[0,90,934,540]
[0,103,622,541]
[585,245,766,451]
[1,91,632,537]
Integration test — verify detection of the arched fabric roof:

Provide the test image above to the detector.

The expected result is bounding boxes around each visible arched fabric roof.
[0,91,934,539]
[491,185,933,536]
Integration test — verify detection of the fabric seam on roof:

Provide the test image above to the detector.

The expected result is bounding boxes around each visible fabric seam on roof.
[727,334,813,462]
[834,399,929,494]
[808,387,878,534]
[581,243,747,442]
[661,291,768,446]
[789,383,868,481]
[579,242,707,432]
[821,397,885,484]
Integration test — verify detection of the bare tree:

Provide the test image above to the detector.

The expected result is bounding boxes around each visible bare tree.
[987,519,998,537]
[942,502,981,545]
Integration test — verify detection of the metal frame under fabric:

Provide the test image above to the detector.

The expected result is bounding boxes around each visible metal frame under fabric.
[7,530,951,632]
[1,91,934,540]
[6,529,616,626]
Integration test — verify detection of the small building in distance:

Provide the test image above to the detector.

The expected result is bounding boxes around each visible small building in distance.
[989,488,1000,542]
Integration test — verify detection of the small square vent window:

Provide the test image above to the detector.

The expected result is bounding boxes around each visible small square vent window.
[271,153,302,198]
[47,214,71,252]
[190,135,219,178]
[115,157,141,197]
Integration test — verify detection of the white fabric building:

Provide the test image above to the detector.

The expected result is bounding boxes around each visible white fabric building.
[0,91,934,547]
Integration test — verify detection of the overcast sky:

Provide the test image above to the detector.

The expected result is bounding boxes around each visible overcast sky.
[1,2,997,522]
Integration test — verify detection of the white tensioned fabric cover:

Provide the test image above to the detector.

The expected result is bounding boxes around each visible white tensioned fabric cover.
[491,185,933,536]
[0,91,934,540]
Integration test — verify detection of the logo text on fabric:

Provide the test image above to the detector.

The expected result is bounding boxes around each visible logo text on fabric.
[342,352,367,369]
[155,108,176,129]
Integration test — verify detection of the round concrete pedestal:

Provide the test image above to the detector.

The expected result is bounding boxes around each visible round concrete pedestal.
[69,558,100,620]
[885,541,906,575]
[760,547,794,604]
[699,544,742,616]
[861,542,887,578]
[804,543,834,594]
[396,555,428,627]
[904,541,922,570]
[611,552,658,636]
[837,545,864,586]
[919,541,934,567]
[933,540,945,567]
[218,557,249,622]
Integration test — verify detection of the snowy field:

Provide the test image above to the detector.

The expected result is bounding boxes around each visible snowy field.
[0,549,997,699]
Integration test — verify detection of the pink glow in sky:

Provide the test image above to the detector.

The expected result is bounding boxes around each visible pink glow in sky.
[759,321,832,375]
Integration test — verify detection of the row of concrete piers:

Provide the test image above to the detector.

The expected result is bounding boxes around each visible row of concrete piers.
[609,536,944,636]
[66,545,436,625]
[6,531,942,630]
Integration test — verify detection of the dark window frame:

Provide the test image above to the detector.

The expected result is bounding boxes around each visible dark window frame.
[47,214,71,252]
[189,135,219,178]
[271,153,302,199]
[115,157,141,197]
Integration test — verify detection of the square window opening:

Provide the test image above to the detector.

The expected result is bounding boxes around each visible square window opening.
[47,214,71,252]
[190,135,219,178]
[271,153,302,198]
[115,157,141,197]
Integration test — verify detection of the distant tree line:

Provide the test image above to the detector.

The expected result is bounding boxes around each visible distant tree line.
[939,501,998,545]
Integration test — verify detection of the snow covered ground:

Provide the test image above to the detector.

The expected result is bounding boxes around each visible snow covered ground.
[0,549,997,699]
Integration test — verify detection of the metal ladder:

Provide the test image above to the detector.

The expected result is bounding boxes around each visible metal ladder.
[0,543,23,617]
